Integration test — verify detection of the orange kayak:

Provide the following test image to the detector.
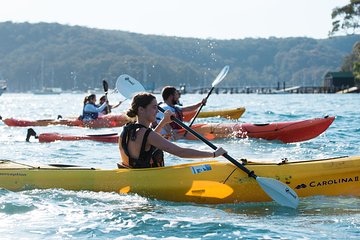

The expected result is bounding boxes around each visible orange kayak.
[2,114,130,129]
[28,116,334,144]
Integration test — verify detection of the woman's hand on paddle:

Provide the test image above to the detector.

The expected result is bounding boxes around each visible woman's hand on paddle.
[200,98,207,106]
[214,147,227,157]
[163,110,175,124]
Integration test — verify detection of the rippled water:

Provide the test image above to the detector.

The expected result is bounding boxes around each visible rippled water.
[0,93,359,239]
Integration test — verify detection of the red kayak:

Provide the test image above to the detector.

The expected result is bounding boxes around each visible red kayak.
[2,108,245,129]
[26,128,119,143]
[176,116,335,143]
[27,116,334,144]
[2,114,130,128]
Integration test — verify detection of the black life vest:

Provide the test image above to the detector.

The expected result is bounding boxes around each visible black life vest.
[102,107,111,115]
[121,123,164,168]
[102,104,111,115]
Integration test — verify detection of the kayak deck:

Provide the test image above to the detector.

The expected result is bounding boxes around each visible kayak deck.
[0,156,359,204]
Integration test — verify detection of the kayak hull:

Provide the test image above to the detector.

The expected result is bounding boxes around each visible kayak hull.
[182,107,246,121]
[38,132,119,143]
[176,116,335,143]
[33,116,334,144]
[0,156,359,204]
[3,114,130,128]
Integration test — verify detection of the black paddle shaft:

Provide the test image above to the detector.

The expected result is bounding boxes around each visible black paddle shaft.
[102,80,110,113]
[187,86,215,128]
[158,106,257,179]
[102,80,109,93]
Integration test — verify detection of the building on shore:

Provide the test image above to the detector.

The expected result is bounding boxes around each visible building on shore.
[323,72,355,93]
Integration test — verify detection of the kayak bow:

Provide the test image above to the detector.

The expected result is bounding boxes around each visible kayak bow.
[177,116,335,143]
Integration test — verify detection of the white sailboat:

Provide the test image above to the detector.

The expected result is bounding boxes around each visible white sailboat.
[33,58,62,95]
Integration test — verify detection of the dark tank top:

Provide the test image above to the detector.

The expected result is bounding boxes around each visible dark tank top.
[121,124,164,168]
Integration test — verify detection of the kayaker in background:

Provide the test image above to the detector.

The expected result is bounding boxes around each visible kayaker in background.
[79,94,108,120]
[98,95,122,115]
[118,92,226,168]
[154,86,206,137]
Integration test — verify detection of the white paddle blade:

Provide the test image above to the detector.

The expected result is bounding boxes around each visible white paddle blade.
[257,177,299,209]
[212,65,230,87]
[115,74,146,99]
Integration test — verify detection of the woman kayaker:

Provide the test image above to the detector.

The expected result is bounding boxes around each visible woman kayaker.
[118,92,226,168]
[99,95,122,115]
[80,94,108,120]
[154,86,206,138]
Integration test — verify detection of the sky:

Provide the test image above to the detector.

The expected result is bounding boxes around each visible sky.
[0,0,351,40]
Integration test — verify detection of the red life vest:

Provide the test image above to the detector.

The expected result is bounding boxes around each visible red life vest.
[169,106,183,130]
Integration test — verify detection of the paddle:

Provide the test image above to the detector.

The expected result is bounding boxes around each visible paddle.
[26,128,39,142]
[116,74,299,209]
[115,74,146,101]
[184,65,230,137]
[187,65,230,128]
[102,79,111,113]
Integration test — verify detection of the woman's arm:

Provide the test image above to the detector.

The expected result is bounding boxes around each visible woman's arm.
[84,102,107,112]
[110,101,123,110]
[148,131,226,159]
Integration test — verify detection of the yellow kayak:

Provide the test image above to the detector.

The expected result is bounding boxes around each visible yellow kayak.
[182,107,245,121]
[0,156,359,204]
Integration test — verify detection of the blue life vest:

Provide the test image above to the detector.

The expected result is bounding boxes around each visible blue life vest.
[81,103,99,120]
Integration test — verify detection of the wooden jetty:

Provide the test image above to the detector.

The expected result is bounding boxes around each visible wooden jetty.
[187,86,359,94]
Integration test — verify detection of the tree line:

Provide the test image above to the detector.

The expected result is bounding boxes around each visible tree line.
[0,21,359,92]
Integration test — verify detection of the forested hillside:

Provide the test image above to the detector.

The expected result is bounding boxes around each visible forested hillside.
[0,21,358,92]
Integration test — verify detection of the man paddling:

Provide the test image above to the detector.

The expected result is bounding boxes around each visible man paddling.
[155,86,206,139]
[98,95,122,115]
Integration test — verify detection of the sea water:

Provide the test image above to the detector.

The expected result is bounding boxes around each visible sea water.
[0,93,359,239]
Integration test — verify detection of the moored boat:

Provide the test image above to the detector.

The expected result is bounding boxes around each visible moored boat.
[0,156,359,204]
[0,80,7,96]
